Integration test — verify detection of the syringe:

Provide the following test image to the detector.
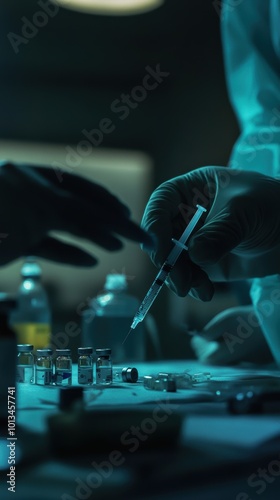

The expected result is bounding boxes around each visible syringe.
[122,204,207,344]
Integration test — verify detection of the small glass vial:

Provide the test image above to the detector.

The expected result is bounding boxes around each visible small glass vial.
[95,348,112,385]
[17,344,34,383]
[78,347,93,385]
[143,375,176,392]
[113,367,138,383]
[35,348,53,385]
[191,372,211,383]
[55,349,72,386]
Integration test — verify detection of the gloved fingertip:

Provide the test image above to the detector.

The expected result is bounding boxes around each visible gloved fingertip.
[140,232,157,252]
[189,282,215,302]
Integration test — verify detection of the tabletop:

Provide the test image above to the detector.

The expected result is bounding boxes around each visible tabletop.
[1,360,280,500]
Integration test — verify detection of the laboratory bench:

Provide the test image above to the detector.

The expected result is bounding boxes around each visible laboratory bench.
[1,361,280,500]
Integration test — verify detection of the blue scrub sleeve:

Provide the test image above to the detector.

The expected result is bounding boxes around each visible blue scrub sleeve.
[221,0,280,365]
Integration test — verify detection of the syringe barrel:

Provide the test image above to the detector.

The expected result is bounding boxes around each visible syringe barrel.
[166,205,206,266]
[134,262,172,323]
[132,205,207,328]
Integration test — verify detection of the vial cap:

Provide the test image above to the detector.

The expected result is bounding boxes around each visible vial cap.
[122,367,138,383]
[36,348,53,356]
[56,349,71,356]
[96,348,111,356]
[17,344,34,352]
[78,347,93,355]
[104,274,127,291]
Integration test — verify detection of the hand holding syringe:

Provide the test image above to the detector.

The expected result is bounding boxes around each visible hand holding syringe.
[122,204,207,344]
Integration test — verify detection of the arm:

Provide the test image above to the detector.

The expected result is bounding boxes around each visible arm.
[221,0,280,176]
[0,161,153,266]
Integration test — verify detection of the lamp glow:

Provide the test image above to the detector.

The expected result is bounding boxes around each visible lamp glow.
[54,0,164,15]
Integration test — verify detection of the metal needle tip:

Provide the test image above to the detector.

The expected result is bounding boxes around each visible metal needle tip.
[122,328,132,345]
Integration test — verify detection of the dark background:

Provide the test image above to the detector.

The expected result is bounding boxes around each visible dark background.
[0,0,239,175]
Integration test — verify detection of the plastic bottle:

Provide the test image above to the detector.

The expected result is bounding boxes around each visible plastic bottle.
[82,274,145,363]
[10,258,51,350]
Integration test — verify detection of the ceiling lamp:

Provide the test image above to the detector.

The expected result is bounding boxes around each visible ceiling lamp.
[54,0,164,15]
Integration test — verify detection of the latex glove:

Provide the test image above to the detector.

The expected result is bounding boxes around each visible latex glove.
[190,306,273,365]
[141,166,280,300]
[0,162,153,266]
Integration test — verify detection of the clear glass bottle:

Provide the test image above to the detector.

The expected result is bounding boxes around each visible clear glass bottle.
[82,274,145,363]
[17,344,34,383]
[96,348,112,385]
[113,367,138,383]
[78,347,93,385]
[55,349,72,386]
[10,258,51,350]
[35,348,53,385]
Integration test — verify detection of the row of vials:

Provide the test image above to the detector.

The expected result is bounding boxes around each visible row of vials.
[16,344,138,386]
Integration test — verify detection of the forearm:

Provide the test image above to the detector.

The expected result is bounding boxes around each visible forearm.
[222,0,280,177]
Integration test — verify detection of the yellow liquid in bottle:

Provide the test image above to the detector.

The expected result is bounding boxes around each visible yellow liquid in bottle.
[12,323,51,350]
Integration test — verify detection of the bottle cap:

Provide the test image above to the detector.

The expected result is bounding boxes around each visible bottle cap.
[37,348,53,356]
[96,348,111,356]
[78,347,93,355]
[21,259,41,278]
[121,367,138,383]
[56,349,71,356]
[17,344,33,352]
[104,274,127,291]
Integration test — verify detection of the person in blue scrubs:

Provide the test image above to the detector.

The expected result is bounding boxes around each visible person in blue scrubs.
[141,0,280,365]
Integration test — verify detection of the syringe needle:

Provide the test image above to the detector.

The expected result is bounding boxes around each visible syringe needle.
[122,328,133,345]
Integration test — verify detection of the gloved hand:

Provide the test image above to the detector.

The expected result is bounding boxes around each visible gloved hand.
[0,161,153,266]
[141,166,280,300]
[190,306,273,365]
